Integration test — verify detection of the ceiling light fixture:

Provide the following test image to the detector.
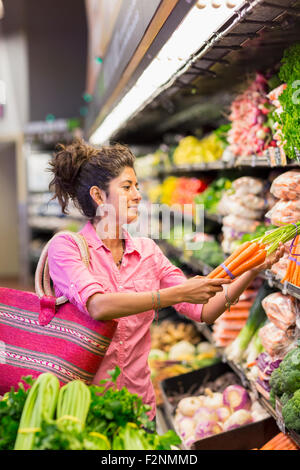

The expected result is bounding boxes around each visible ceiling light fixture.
[90,0,245,145]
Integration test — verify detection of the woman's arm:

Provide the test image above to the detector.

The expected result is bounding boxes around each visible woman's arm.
[201,270,256,324]
[87,277,231,321]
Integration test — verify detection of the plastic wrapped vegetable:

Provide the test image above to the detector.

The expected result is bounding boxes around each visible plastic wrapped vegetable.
[270,170,300,200]
[222,215,261,234]
[262,293,296,332]
[222,385,251,412]
[218,193,264,220]
[258,322,293,357]
[231,177,264,196]
[265,199,300,226]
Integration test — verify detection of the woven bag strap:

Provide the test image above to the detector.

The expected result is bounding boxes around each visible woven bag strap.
[35,231,90,307]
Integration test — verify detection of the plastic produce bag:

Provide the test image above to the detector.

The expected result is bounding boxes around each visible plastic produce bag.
[218,193,264,219]
[265,199,300,225]
[258,322,294,357]
[262,293,296,332]
[232,177,264,196]
[270,170,300,200]
[271,252,289,280]
[222,215,261,233]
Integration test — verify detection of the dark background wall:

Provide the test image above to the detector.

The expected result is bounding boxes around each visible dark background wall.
[2,0,87,121]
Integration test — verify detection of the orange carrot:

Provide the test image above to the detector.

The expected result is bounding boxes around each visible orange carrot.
[207,241,252,279]
[225,242,261,274]
[230,249,266,278]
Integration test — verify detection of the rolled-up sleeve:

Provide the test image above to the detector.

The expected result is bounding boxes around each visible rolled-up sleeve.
[152,241,203,322]
[48,234,106,315]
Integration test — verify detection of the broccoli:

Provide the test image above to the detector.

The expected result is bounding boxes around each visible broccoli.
[282,390,300,432]
[269,347,300,401]
[280,392,293,407]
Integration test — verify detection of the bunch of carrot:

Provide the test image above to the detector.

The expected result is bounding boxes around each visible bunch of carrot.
[254,432,299,451]
[281,234,300,287]
[207,241,266,280]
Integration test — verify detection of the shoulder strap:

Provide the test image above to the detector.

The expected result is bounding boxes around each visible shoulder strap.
[35,230,90,306]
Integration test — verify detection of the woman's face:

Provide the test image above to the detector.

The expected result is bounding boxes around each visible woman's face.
[105,166,142,225]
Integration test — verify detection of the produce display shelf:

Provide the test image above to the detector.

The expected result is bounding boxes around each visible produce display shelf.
[156,157,299,177]
[261,270,300,301]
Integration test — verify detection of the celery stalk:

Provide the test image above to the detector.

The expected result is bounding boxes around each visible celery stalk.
[56,380,91,432]
[14,373,59,450]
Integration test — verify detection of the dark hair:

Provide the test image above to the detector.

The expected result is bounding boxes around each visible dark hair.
[48,139,136,218]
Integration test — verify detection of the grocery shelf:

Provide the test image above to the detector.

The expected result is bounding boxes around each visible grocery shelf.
[261,269,300,301]
[115,0,300,143]
[155,156,299,177]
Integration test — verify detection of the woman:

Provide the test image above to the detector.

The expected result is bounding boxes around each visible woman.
[48,139,284,422]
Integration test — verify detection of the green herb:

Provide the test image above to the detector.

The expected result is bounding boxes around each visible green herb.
[214,123,231,146]
[0,376,34,450]
[274,43,300,159]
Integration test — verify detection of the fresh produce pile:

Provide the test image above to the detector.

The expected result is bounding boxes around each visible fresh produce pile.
[225,283,273,365]
[268,345,300,434]
[149,175,209,212]
[212,288,256,348]
[149,321,219,405]
[172,132,225,166]
[194,176,232,215]
[254,432,299,451]
[217,176,267,254]
[0,369,180,450]
[174,381,268,448]
[227,73,274,158]
[191,239,225,268]
[272,43,300,160]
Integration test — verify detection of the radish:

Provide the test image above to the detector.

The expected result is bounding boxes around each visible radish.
[222,385,251,411]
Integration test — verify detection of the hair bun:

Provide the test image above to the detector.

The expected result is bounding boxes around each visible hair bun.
[48,139,92,213]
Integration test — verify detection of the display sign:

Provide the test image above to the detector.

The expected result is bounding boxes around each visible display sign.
[86,0,162,131]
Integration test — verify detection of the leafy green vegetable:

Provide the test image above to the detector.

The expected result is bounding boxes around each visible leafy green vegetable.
[0,376,34,450]
[194,177,232,214]
[226,282,274,362]
[240,224,277,243]
[275,43,300,159]
[214,123,232,147]
[56,380,91,432]
[270,346,300,400]
[282,389,300,432]
[14,373,59,450]
[192,240,225,268]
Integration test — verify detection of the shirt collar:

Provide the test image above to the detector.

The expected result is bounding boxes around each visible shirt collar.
[80,221,141,256]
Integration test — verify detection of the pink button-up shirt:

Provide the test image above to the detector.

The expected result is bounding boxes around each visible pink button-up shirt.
[48,221,203,419]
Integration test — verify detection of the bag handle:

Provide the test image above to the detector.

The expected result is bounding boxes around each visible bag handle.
[35,231,90,307]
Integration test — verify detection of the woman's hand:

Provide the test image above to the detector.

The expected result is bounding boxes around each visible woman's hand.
[250,242,285,275]
[179,275,232,304]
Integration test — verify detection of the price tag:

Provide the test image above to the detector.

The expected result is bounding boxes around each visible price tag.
[275,399,286,434]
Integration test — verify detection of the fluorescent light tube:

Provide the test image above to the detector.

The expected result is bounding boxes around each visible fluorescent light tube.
[90,0,245,144]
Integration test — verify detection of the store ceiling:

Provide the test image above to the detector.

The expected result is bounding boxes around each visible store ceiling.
[2,0,87,122]
[113,0,300,146]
